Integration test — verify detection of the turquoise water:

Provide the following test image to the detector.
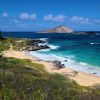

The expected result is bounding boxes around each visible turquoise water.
[29,34,100,76]
[4,32,100,75]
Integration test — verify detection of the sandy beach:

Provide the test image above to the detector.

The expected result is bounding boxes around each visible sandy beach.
[3,50,100,86]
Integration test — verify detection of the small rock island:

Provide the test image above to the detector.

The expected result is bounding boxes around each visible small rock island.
[38,25,96,35]
[39,25,74,33]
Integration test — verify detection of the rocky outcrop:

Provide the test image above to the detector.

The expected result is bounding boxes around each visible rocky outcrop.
[40,25,73,33]
[27,39,45,46]
[86,31,96,34]
[26,45,49,51]
[25,39,50,51]
[53,61,65,70]
[73,31,96,34]
[73,32,88,34]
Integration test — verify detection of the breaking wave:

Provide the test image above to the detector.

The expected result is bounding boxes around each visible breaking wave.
[29,51,100,76]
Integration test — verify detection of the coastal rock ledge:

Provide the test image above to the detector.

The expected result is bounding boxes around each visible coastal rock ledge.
[25,39,50,51]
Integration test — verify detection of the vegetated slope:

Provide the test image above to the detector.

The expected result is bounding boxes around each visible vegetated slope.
[0,38,100,100]
[0,56,100,100]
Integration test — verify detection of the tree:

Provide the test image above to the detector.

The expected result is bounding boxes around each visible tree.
[0,31,2,38]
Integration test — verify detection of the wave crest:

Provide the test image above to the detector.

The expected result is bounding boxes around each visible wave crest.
[48,45,60,50]
[29,51,100,76]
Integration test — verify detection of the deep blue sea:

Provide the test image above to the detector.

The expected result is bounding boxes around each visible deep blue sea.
[3,32,100,76]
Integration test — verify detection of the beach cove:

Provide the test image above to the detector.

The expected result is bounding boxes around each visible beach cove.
[3,50,100,86]
[2,33,100,86]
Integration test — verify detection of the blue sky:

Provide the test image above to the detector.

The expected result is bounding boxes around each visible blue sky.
[0,0,100,31]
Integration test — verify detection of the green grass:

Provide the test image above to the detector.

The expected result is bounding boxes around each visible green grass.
[0,37,29,52]
[11,39,29,50]
[0,38,100,100]
[0,39,10,52]
[0,56,100,100]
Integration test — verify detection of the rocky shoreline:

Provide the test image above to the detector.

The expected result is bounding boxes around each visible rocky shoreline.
[24,39,66,70]
[52,61,65,69]
[24,39,50,51]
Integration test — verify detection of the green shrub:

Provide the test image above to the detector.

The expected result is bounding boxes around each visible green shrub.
[0,56,100,100]
[1,88,16,100]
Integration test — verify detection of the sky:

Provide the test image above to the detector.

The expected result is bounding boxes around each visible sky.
[0,0,100,31]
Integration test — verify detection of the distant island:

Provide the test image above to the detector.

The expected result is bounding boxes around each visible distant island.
[38,25,74,33]
[38,25,96,34]
[0,29,100,100]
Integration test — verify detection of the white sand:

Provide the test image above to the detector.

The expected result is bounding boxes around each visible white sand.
[3,50,100,86]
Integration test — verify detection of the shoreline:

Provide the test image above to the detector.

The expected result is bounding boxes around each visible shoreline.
[27,50,100,76]
[3,50,100,86]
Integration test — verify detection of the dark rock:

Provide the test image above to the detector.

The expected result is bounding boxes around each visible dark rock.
[26,45,49,51]
[53,61,65,70]
[93,72,97,74]
[28,39,45,46]
[86,31,96,34]
[25,39,50,51]
[73,31,96,35]
[73,32,88,34]
[61,64,65,68]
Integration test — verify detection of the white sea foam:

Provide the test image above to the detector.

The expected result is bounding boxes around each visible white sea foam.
[38,49,50,52]
[48,44,60,50]
[79,62,88,66]
[90,42,100,45]
[29,51,100,76]
[39,38,60,50]
[40,38,48,41]
[90,43,95,45]
[38,43,59,50]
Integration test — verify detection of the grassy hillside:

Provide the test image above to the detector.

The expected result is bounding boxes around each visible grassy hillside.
[0,38,10,52]
[0,37,29,52]
[0,56,100,100]
[0,38,100,100]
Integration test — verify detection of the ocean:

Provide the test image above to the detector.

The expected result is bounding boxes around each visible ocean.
[3,32,100,76]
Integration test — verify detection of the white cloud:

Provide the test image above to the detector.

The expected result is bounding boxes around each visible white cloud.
[93,19,100,24]
[19,13,29,19]
[19,13,37,20]
[30,14,37,20]
[44,14,53,21]
[44,14,66,22]
[2,12,9,18]
[71,16,91,24]
[54,15,66,22]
